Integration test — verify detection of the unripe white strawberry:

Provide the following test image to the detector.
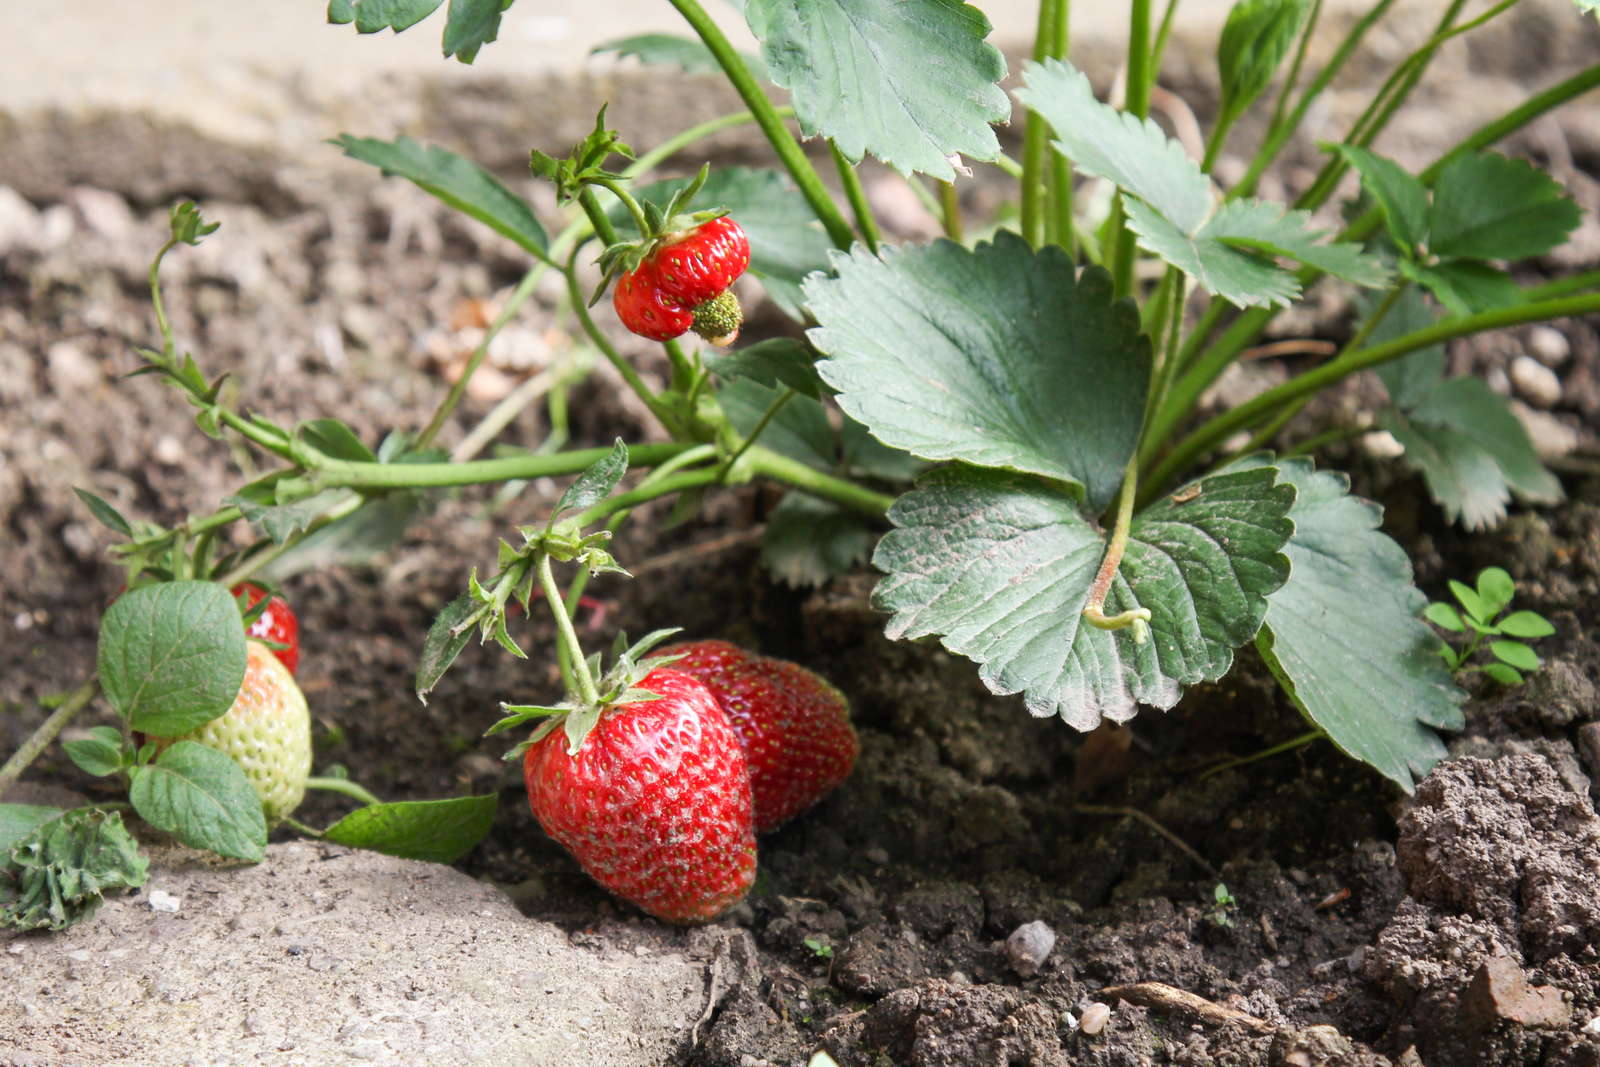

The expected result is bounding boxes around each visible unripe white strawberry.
[173,639,312,822]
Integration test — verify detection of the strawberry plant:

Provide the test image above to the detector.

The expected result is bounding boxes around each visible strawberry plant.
[5,0,1600,927]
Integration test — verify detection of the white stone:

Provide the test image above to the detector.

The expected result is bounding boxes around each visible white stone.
[1005,920,1057,978]
[1079,1001,1113,1035]
[1527,326,1571,368]
[148,889,182,914]
[1510,356,1562,409]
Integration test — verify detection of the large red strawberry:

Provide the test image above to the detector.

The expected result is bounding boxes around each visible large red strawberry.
[660,640,857,834]
[233,582,299,674]
[652,216,750,309]
[612,258,695,342]
[522,667,758,923]
[611,216,750,346]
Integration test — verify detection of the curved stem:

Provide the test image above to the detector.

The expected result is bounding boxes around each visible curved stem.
[305,776,384,807]
[538,553,600,706]
[0,676,100,802]
[832,145,881,254]
[1082,456,1151,641]
[742,445,895,518]
[723,388,796,475]
[595,178,652,239]
[665,0,855,249]
[313,441,693,491]
[561,245,678,430]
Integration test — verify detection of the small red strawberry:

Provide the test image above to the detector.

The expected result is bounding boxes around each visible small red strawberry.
[164,639,312,823]
[233,582,299,675]
[612,258,695,342]
[660,640,857,834]
[522,667,758,923]
[652,216,750,309]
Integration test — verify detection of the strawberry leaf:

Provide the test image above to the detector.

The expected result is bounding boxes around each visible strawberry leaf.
[1333,144,1430,255]
[323,795,497,864]
[1217,0,1313,130]
[808,234,1150,511]
[128,742,267,862]
[73,488,134,537]
[1428,152,1582,262]
[416,595,481,702]
[98,581,248,737]
[1018,60,1387,306]
[63,727,127,778]
[1401,260,1522,316]
[872,465,1293,728]
[704,338,825,400]
[0,809,148,932]
[552,439,629,522]
[592,33,769,80]
[760,492,876,588]
[746,0,1009,180]
[719,379,837,472]
[0,804,66,856]
[335,135,548,257]
[440,0,509,63]
[327,0,443,33]
[1242,458,1465,792]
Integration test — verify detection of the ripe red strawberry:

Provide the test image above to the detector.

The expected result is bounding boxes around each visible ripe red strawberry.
[660,640,858,834]
[652,216,750,309]
[522,667,758,923]
[165,639,312,822]
[612,258,695,342]
[233,582,299,674]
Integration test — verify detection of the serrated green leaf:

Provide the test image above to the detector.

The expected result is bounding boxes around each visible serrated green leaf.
[1423,602,1465,632]
[553,439,629,521]
[323,795,497,864]
[1403,260,1521,316]
[336,134,547,256]
[593,33,769,80]
[618,168,832,319]
[73,488,134,537]
[0,809,148,932]
[1475,566,1515,613]
[1381,409,1514,532]
[872,465,1293,728]
[441,0,508,63]
[760,492,876,587]
[1484,662,1523,686]
[128,742,267,862]
[1498,610,1555,639]
[416,595,480,702]
[720,379,836,472]
[1334,144,1429,254]
[808,234,1150,511]
[1017,60,1213,232]
[258,492,431,580]
[98,582,247,736]
[229,487,353,544]
[1491,640,1540,672]
[0,804,65,855]
[1244,458,1464,792]
[1429,152,1582,262]
[704,338,824,399]
[1205,199,1390,287]
[1217,0,1312,127]
[328,0,443,32]
[747,0,1009,180]
[1124,198,1299,307]
[63,727,126,778]
[299,417,378,463]
[841,415,927,482]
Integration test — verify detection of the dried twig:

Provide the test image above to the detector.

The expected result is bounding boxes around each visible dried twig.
[1099,981,1273,1033]
[1073,804,1220,879]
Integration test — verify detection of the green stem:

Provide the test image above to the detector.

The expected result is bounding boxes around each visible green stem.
[1281,423,1363,459]
[282,816,325,838]
[595,178,652,239]
[628,107,794,178]
[305,776,385,807]
[832,145,882,254]
[538,553,601,706]
[723,388,796,475]
[1148,0,1181,89]
[313,441,692,491]
[1111,0,1154,299]
[577,187,623,248]
[1264,0,1321,139]
[665,0,855,249]
[1526,267,1600,301]
[562,246,677,430]
[1146,292,1600,495]
[1082,456,1151,641]
[1199,729,1323,780]
[742,445,895,518]
[0,676,100,802]
[938,182,964,244]
[1020,0,1062,246]
[215,492,366,588]
[568,468,724,532]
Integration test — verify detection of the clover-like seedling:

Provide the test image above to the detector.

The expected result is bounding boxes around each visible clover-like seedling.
[1425,567,1555,686]
[1207,883,1238,929]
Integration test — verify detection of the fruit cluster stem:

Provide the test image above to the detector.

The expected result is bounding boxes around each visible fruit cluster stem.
[538,553,601,707]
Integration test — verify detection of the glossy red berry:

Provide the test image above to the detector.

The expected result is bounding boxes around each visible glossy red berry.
[661,640,858,834]
[522,668,758,923]
[652,216,751,309]
[233,582,299,675]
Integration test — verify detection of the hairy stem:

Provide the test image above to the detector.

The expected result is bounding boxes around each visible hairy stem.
[539,553,601,706]
[1082,456,1151,641]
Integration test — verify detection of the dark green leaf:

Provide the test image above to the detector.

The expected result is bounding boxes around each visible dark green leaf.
[1334,144,1429,254]
[323,795,497,864]
[719,379,836,472]
[593,33,769,80]
[760,492,875,587]
[872,465,1293,728]
[552,439,628,521]
[704,338,824,399]
[808,234,1150,510]
[746,0,1009,180]
[0,804,65,855]
[98,581,247,736]
[1405,260,1522,316]
[299,418,378,463]
[441,0,509,63]
[336,134,547,256]
[1429,152,1582,262]
[1370,287,1445,409]
[841,415,927,482]
[1423,602,1465,632]
[1490,640,1540,672]
[229,486,353,544]
[1498,610,1555,639]
[1244,457,1464,792]
[1217,0,1312,127]
[0,809,148,932]
[128,741,267,862]
[416,595,481,702]
[328,0,443,32]
[63,726,126,778]
[258,493,431,579]
[73,488,133,537]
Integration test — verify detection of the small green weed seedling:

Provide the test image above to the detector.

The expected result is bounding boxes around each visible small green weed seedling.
[1208,883,1239,928]
[1427,567,1556,686]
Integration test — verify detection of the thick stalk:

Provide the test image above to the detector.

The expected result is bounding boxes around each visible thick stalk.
[742,446,895,518]
[938,183,964,244]
[665,0,855,249]
[1020,0,1063,246]
[561,245,680,430]
[314,441,692,490]
[1112,0,1154,298]
[832,145,882,253]
[0,677,100,802]
[538,553,601,706]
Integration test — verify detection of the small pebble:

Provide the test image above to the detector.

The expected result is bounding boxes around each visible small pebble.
[1510,356,1562,409]
[1584,1015,1600,1035]
[1528,325,1570,367]
[148,889,182,914]
[1079,1001,1112,1035]
[1360,430,1406,459]
[1005,920,1056,978]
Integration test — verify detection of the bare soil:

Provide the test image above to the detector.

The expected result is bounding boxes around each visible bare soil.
[4,6,1600,1064]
